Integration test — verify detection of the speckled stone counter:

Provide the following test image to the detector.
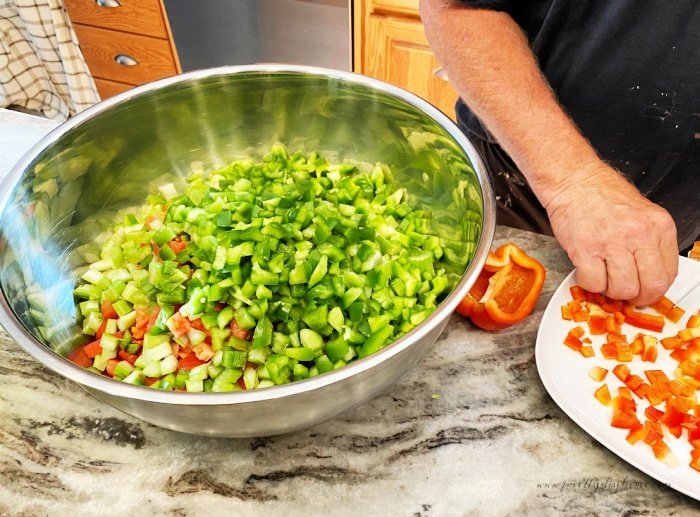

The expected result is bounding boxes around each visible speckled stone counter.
[1,228,697,516]
[0,110,697,516]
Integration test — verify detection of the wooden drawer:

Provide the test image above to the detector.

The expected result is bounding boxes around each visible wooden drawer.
[74,24,178,85]
[93,78,133,99]
[64,0,169,39]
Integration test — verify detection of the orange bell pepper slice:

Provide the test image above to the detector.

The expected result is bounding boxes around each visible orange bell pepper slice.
[621,303,665,333]
[456,243,546,331]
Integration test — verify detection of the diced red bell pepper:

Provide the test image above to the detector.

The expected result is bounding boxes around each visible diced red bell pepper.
[607,333,627,343]
[177,353,205,370]
[230,319,251,340]
[611,396,640,429]
[679,328,700,342]
[625,374,645,392]
[650,296,675,316]
[67,347,92,368]
[83,339,102,359]
[618,386,634,400]
[594,384,611,406]
[660,405,686,428]
[601,299,624,314]
[118,349,139,365]
[616,342,633,362]
[641,340,658,363]
[669,349,686,362]
[630,337,644,355]
[168,312,191,338]
[131,308,151,339]
[645,406,664,422]
[169,238,188,255]
[626,424,648,445]
[564,332,583,352]
[589,366,608,382]
[148,306,161,329]
[570,286,589,301]
[651,440,677,466]
[646,385,672,406]
[588,316,607,335]
[633,383,651,399]
[101,300,119,320]
[668,379,687,397]
[687,313,700,329]
[613,311,626,326]
[601,343,619,360]
[105,359,119,377]
[189,317,207,332]
[96,319,108,339]
[613,364,631,382]
[579,346,595,358]
[561,305,573,321]
[660,336,683,350]
[573,310,589,322]
[644,419,664,445]
[605,316,621,334]
[666,306,685,324]
[650,296,685,323]
[691,449,700,472]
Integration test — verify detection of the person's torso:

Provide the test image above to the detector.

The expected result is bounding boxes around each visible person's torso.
[457,0,699,247]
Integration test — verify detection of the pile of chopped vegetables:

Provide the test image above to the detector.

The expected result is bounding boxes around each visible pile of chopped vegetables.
[560,288,700,472]
[69,146,462,392]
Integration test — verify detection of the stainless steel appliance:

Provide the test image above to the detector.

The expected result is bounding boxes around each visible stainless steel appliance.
[164,0,352,71]
[0,65,494,437]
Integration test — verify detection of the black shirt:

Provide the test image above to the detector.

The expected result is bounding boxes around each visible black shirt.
[456,0,699,249]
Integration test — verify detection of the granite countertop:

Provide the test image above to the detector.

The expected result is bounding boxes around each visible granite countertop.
[0,109,697,516]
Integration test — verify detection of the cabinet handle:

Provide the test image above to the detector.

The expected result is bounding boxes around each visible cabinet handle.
[96,0,121,7]
[432,67,449,82]
[115,54,138,66]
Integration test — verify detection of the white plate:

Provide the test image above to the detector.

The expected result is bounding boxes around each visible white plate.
[536,256,700,501]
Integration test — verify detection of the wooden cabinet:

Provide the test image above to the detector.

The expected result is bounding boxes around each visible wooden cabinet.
[354,0,459,119]
[64,0,180,99]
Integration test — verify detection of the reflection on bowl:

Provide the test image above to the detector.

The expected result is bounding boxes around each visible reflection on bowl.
[0,65,495,437]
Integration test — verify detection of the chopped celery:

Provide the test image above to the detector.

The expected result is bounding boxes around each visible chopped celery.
[113,361,133,379]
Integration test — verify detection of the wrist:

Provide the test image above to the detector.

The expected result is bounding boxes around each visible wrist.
[542,161,642,222]
[496,117,604,210]
[524,151,618,212]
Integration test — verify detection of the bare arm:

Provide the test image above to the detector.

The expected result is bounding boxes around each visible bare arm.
[421,1,678,304]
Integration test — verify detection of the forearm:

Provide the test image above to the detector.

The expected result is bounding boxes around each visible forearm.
[421,1,679,304]
[420,1,606,208]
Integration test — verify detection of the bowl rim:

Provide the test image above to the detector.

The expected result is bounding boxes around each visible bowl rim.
[0,64,496,405]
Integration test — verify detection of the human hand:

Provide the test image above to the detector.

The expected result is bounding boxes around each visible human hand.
[545,164,678,306]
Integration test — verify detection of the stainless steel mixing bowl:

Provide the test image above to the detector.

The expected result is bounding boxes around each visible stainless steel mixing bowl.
[0,65,495,437]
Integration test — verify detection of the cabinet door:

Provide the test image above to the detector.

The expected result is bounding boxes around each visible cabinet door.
[371,0,419,16]
[364,14,458,118]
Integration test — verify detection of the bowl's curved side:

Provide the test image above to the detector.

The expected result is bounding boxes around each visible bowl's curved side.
[0,65,495,435]
[86,319,448,437]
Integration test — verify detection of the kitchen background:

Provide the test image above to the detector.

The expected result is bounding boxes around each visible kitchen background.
[61,0,458,117]
[166,0,351,72]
